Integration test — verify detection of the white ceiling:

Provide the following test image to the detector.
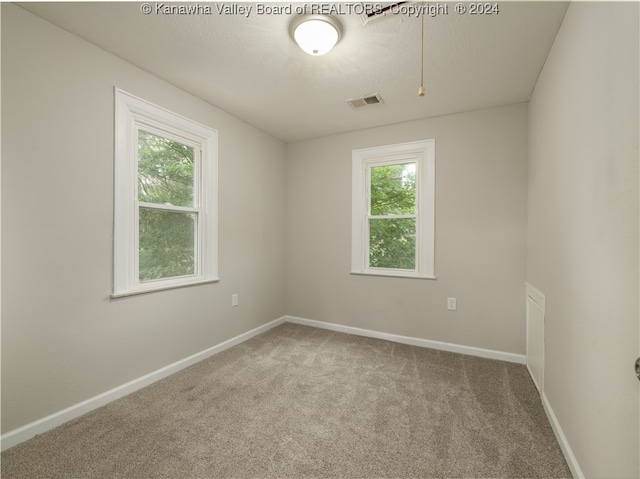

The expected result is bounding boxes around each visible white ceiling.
[19,1,569,143]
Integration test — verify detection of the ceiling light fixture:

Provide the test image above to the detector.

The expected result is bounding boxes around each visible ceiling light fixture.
[290,14,343,56]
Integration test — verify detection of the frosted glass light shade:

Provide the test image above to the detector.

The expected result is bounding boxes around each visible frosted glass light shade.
[290,15,343,56]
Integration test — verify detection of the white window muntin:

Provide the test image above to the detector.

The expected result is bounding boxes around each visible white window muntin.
[352,139,435,279]
[114,89,219,297]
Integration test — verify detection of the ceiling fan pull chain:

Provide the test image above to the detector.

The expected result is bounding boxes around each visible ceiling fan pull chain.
[419,5,426,97]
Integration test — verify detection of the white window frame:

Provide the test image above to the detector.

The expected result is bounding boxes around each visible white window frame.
[113,89,218,297]
[351,139,435,279]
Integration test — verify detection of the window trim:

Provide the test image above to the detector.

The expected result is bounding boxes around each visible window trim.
[351,139,435,279]
[113,88,219,297]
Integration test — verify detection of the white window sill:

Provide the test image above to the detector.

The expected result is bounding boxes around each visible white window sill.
[350,271,436,280]
[111,278,220,299]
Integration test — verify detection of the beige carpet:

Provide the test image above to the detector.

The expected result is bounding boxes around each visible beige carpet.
[1,323,571,478]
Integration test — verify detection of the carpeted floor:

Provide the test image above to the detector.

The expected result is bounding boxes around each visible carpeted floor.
[1,323,571,478]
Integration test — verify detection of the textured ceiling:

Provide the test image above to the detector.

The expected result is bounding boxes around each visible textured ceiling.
[19,2,569,143]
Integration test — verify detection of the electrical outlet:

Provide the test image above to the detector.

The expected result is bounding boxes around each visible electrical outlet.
[232,293,239,307]
[447,297,457,311]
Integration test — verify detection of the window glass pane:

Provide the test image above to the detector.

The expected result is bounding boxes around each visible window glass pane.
[139,208,196,281]
[369,218,416,269]
[370,163,416,215]
[138,130,194,207]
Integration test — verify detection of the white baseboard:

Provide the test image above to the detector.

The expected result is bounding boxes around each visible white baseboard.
[2,314,527,452]
[541,392,585,479]
[0,316,286,452]
[284,315,527,364]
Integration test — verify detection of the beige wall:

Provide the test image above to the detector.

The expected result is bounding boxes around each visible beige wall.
[285,103,528,354]
[5,5,638,476]
[1,4,286,433]
[527,2,639,477]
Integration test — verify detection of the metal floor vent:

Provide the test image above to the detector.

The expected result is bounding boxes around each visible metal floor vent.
[346,93,384,109]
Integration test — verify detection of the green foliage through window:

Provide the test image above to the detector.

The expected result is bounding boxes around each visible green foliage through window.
[138,130,194,207]
[138,208,196,281]
[368,163,417,270]
[369,218,416,269]
[137,129,197,282]
[370,163,415,215]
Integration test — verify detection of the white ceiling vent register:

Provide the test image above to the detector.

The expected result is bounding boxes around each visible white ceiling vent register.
[347,93,384,109]
[358,2,408,24]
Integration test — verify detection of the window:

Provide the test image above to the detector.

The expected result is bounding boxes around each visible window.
[113,89,218,297]
[351,140,435,278]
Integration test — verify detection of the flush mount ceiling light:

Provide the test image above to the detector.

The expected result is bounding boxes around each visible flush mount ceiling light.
[290,14,343,56]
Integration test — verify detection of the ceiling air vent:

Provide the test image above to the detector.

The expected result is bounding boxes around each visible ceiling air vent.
[358,2,407,25]
[346,93,384,109]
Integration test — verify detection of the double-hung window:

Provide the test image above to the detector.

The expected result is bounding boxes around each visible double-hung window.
[351,140,435,279]
[113,89,218,297]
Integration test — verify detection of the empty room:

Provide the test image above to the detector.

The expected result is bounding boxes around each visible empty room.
[1,1,638,478]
